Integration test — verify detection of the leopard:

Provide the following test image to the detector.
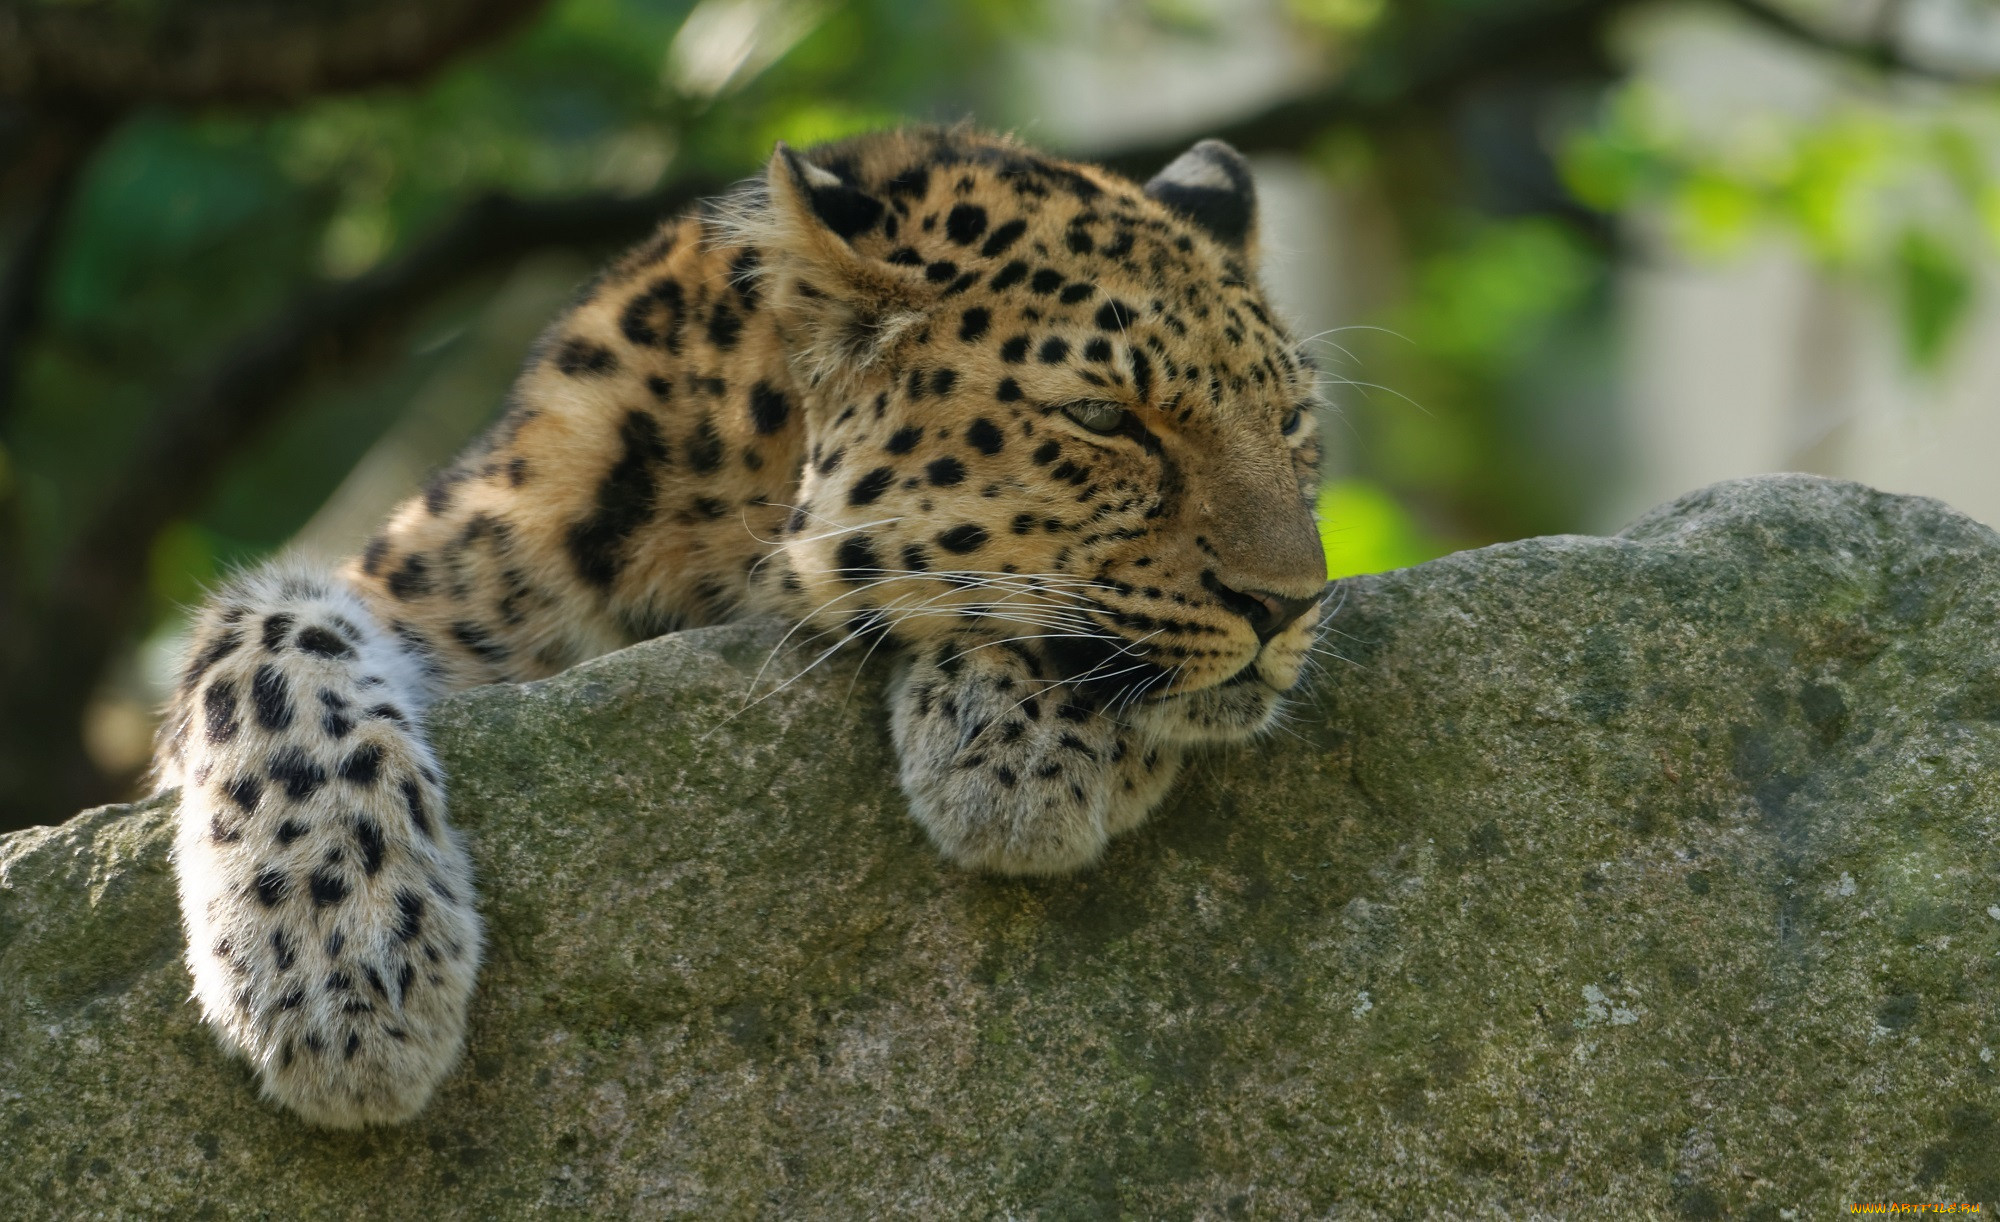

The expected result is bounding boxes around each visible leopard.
[152,125,1331,1129]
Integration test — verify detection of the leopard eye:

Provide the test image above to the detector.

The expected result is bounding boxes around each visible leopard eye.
[1061,400,1129,435]
[1281,406,1305,435]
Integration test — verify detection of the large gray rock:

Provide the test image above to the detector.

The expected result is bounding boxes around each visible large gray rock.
[4,475,1998,1217]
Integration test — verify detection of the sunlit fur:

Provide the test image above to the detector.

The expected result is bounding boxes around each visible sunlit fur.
[734,129,1328,737]
[152,125,1328,1126]
[156,565,481,1128]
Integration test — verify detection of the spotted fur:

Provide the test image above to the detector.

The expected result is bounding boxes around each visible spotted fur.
[155,126,1328,1127]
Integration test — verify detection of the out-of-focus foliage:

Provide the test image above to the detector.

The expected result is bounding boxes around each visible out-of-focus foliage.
[1337,213,1614,542]
[12,0,2000,823]
[18,0,1036,633]
[1316,478,1456,577]
[1566,71,2000,370]
[1284,0,1386,34]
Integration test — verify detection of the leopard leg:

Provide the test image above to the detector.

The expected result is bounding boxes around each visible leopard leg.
[160,563,482,1128]
[1101,732,1185,839]
[888,633,1184,875]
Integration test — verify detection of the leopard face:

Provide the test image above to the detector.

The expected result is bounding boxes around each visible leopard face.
[741,129,1328,742]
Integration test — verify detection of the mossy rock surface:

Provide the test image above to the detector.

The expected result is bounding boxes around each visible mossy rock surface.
[4,474,1999,1217]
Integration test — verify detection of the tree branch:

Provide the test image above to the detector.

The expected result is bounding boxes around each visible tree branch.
[0,106,113,426]
[1716,0,2000,84]
[0,0,554,105]
[0,105,112,825]
[1094,0,1626,178]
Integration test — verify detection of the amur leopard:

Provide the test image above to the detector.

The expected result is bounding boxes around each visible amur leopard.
[154,126,1331,1128]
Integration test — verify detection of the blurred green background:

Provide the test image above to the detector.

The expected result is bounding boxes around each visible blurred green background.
[4,0,1999,828]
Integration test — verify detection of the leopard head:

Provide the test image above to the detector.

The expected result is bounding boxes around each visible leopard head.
[744,128,1328,742]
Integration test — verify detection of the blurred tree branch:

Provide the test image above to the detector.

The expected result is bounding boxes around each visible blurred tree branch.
[1718,0,2000,84]
[0,105,113,426]
[0,104,114,825]
[1096,0,1625,178]
[0,0,554,105]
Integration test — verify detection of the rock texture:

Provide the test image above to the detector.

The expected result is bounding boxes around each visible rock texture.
[4,475,2000,1217]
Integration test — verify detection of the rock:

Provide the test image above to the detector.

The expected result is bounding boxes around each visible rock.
[4,474,1999,1216]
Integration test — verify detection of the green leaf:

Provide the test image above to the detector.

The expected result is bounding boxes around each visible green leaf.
[1316,480,1455,578]
[1895,228,1974,371]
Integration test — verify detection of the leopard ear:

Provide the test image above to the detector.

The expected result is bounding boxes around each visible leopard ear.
[756,142,922,387]
[1144,138,1258,255]
[769,142,886,245]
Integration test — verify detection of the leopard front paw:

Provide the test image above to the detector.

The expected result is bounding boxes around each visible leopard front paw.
[166,568,483,1128]
[888,637,1182,875]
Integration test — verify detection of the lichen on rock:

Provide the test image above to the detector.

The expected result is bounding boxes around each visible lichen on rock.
[3,475,1998,1216]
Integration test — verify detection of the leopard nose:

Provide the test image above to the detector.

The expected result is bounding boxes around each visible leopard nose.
[1203,572,1323,643]
[1240,588,1321,642]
